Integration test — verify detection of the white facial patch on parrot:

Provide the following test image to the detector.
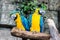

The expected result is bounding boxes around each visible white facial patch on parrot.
[11,14,16,20]
[39,9,45,15]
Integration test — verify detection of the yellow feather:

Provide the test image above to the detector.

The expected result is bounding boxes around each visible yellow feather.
[30,8,41,32]
[15,13,25,30]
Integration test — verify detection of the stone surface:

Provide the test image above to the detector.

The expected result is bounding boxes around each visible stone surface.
[0,0,16,25]
[48,0,59,10]
[0,28,22,40]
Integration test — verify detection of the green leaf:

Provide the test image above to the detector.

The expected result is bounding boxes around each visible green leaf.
[19,0,39,14]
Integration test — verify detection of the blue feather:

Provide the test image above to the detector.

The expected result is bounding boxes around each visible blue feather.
[21,16,29,31]
[40,16,44,32]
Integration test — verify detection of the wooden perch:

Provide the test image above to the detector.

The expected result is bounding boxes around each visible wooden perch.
[11,27,50,40]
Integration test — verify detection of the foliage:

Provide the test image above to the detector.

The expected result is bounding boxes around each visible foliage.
[19,0,38,14]
[41,2,47,10]
[16,0,47,15]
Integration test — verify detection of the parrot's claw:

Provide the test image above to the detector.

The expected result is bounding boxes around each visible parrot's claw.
[18,29,25,31]
[32,31,38,34]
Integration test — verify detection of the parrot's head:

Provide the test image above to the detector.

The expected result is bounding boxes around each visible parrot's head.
[10,13,17,20]
[37,2,47,15]
[10,9,20,20]
[34,8,46,15]
[39,8,46,15]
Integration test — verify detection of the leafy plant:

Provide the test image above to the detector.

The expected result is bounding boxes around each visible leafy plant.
[19,0,38,14]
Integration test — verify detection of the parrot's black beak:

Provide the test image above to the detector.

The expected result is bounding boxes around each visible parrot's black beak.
[38,10,42,15]
[14,16,17,21]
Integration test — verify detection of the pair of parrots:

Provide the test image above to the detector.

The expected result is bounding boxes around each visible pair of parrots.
[10,8,45,32]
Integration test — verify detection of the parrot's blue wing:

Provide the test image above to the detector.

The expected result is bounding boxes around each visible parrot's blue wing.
[28,14,32,27]
[40,16,44,32]
[21,16,29,31]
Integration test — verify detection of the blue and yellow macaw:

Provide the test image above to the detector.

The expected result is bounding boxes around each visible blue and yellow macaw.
[28,3,47,32]
[10,9,30,31]
[28,8,45,32]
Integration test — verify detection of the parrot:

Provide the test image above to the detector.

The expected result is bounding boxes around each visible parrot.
[10,9,30,31]
[28,8,44,32]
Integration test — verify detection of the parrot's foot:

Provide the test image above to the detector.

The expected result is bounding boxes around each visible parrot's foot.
[32,31,38,34]
[18,29,25,31]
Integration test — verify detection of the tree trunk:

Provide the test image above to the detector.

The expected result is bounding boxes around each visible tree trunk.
[47,19,60,40]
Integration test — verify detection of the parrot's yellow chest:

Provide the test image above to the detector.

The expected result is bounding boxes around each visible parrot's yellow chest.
[15,13,25,30]
[30,12,41,32]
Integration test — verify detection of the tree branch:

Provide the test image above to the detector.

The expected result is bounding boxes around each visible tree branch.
[11,27,50,40]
